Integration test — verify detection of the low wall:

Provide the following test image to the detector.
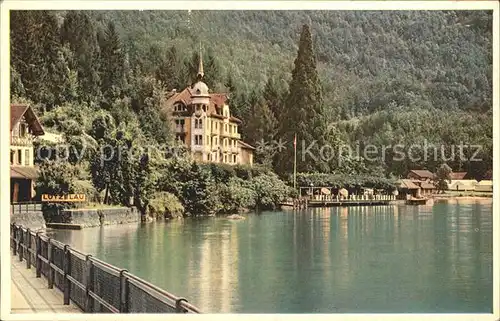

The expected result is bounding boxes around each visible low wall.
[11,211,46,231]
[54,207,141,228]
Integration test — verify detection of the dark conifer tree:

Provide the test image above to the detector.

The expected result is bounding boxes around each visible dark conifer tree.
[245,97,278,166]
[10,11,74,109]
[60,11,102,106]
[276,24,329,174]
[99,21,126,106]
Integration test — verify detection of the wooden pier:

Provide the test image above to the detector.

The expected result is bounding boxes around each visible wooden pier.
[307,199,393,207]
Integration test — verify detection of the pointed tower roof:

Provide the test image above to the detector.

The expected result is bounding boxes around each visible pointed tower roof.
[197,44,204,80]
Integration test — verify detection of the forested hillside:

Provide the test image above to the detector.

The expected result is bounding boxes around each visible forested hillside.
[93,10,492,116]
[11,10,493,183]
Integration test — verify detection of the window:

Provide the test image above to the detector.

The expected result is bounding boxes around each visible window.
[174,104,186,112]
[233,155,236,163]
[195,135,203,145]
[195,118,203,129]
[17,150,22,165]
[10,151,14,165]
[20,123,27,137]
[25,149,30,166]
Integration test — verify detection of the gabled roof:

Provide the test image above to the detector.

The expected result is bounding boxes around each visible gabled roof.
[450,172,468,180]
[396,179,420,190]
[419,182,436,189]
[163,87,240,123]
[11,166,38,179]
[408,169,434,179]
[238,141,255,150]
[10,104,44,136]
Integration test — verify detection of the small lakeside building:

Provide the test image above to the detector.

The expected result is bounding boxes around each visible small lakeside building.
[10,104,45,203]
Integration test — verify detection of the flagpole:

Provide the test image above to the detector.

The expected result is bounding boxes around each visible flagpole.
[293,133,297,191]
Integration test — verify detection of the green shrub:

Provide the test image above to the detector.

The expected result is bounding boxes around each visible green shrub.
[217,178,257,213]
[73,180,100,203]
[148,191,184,219]
[201,163,235,184]
[180,163,221,216]
[250,173,288,210]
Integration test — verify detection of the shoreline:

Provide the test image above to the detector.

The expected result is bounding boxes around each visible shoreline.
[432,194,492,200]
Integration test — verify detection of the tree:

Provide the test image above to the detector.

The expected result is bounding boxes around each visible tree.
[276,24,329,174]
[180,163,220,216]
[129,75,173,145]
[155,45,185,90]
[10,11,76,108]
[203,47,221,90]
[60,11,102,106]
[263,76,284,118]
[435,163,452,193]
[99,21,126,106]
[244,97,278,167]
[184,47,221,89]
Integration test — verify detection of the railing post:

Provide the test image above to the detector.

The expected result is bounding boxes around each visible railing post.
[63,245,71,305]
[18,228,23,262]
[26,229,31,269]
[84,255,93,313]
[35,232,42,277]
[175,298,188,313]
[47,239,54,289]
[119,270,129,313]
[12,225,17,256]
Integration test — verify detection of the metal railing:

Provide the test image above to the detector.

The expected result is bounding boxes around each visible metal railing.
[11,202,43,215]
[10,223,201,314]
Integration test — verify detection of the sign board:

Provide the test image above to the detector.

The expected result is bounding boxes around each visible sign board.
[41,194,86,202]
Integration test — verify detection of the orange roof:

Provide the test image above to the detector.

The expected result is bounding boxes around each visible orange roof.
[163,87,238,122]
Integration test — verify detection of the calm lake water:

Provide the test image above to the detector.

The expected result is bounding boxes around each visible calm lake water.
[50,199,493,313]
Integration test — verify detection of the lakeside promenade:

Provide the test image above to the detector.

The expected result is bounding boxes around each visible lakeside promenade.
[11,255,81,313]
[10,223,201,314]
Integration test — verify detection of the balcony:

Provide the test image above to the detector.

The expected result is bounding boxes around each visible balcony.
[11,136,33,146]
[192,145,204,152]
[192,127,204,135]
[231,146,239,154]
[175,126,186,133]
[232,132,241,139]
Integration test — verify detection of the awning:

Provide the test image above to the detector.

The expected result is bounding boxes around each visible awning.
[11,166,38,179]
[419,182,436,189]
[321,188,331,195]
[396,179,420,190]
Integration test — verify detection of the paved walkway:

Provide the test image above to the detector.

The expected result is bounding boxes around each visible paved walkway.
[11,254,81,313]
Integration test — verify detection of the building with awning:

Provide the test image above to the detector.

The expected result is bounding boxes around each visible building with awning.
[414,181,436,196]
[475,180,492,192]
[10,104,45,203]
[395,179,420,199]
[447,179,478,192]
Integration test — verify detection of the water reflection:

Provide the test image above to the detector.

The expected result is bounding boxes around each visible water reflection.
[50,200,492,313]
